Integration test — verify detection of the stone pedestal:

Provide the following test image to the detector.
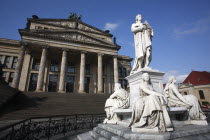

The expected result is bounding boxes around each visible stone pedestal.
[126,69,165,107]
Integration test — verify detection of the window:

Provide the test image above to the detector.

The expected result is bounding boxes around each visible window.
[4,56,11,68]
[48,75,58,92]
[12,57,18,69]
[67,63,75,73]
[123,68,127,77]
[103,65,105,75]
[184,92,188,95]
[119,67,127,78]
[32,58,40,70]
[85,64,90,74]
[50,60,59,72]
[2,72,7,81]
[29,73,38,91]
[84,77,90,93]
[119,68,123,77]
[103,78,105,93]
[66,76,74,92]
[199,90,205,99]
[8,72,14,86]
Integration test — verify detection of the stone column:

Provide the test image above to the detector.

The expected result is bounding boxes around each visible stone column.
[113,56,119,84]
[12,44,26,88]
[78,51,86,93]
[58,49,68,93]
[18,51,31,91]
[97,53,103,93]
[36,47,48,92]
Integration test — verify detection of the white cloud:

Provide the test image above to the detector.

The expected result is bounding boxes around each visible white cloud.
[104,22,119,31]
[173,15,210,37]
[163,70,188,84]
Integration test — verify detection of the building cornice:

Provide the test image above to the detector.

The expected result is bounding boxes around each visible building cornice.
[27,18,113,37]
[0,38,20,47]
[19,29,120,50]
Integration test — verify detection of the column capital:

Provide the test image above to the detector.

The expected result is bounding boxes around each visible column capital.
[25,48,31,54]
[113,55,118,58]
[98,53,104,56]
[81,51,87,54]
[62,48,69,51]
[19,41,28,47]
[42,45,49,49]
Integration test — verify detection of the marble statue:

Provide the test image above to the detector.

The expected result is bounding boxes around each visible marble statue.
[129,73,172,132]
[104,83,129,124]
[131,14,154,73]
[164,76,206,120]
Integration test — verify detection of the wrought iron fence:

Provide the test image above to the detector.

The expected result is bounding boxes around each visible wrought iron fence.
[0,114,106,140]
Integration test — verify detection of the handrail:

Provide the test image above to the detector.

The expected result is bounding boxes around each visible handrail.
[0,113,106,140]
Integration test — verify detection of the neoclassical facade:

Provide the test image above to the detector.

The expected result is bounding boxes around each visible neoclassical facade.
[0,17,132,94]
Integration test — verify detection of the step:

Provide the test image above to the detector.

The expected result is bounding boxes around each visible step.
[89,131,107,140]
[77,132,94,140]
[97,123,210,140]
[93,127,117,140]
[93,127,125,140]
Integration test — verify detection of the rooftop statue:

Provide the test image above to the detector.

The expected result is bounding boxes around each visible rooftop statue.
[68,12,82,20]
[104,83,129,124]
[131,14,153,73]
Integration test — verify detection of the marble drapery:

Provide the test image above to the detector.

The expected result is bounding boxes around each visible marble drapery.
[164,76,206,120]
[129,73,171,132]
[104,83,129,124]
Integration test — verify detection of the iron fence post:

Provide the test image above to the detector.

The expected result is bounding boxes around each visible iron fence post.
[75,114,78,131]
[48,117,51,140]
[63,116,66,136]
[91,114,94,129]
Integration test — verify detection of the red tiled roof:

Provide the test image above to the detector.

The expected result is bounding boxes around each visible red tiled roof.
[183,71,210,85]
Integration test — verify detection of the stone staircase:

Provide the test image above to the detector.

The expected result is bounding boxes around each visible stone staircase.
[0,80,19,108]
[0,92,109,120]
[77,123,210,140]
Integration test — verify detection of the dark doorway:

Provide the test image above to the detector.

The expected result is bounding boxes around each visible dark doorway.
[66,76,74,93]
[29,73,38,91]
[85,77,90,93]
[48,75,58,92]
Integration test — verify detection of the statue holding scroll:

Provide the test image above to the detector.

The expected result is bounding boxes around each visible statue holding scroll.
[131,14,154,73]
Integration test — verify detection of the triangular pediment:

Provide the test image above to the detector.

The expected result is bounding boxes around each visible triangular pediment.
[32,20,104,34]
[20,30,117,48]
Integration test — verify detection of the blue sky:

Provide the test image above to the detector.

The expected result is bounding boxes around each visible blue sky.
[0,0,210,83]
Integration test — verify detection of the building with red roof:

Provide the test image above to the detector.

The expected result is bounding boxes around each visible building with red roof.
[179,71,210,105]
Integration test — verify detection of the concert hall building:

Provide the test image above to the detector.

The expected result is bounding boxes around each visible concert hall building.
[0,17,132,94]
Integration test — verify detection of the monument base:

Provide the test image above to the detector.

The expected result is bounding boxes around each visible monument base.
[126,68,165,107]
[77,123,210,140]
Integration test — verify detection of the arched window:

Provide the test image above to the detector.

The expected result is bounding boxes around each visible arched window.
[184,92,187,95]
[199,90,205,99]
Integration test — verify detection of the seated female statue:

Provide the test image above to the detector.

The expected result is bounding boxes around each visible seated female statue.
[164,76,206,120]
[129,73,171,132]
[104,83,129,124]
